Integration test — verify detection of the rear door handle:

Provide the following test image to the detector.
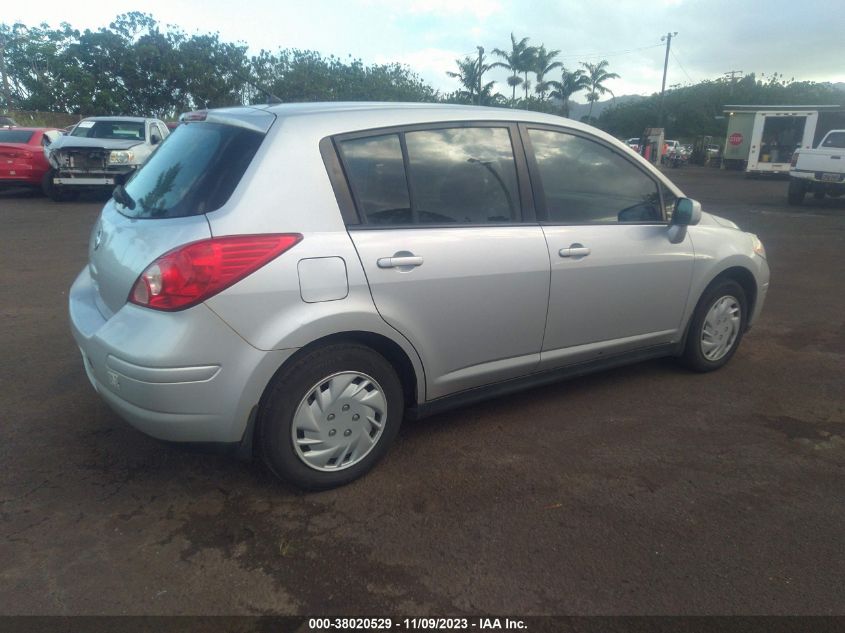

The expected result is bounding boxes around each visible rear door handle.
[559,244,591,258]
[377,256,424,268]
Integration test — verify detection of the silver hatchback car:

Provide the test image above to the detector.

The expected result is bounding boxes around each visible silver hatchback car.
[70,103,770,489]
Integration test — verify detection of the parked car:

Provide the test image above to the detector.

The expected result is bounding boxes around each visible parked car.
[0,115,18,127]
[43,116,169,201]
[625,137,640,152]
[69,103,770,490]
[788,129,845,204]
[0,127,63,191]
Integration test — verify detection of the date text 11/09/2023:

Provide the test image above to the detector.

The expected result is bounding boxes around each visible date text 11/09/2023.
[308,618,528,630]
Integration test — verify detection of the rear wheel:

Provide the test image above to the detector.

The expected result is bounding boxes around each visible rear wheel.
[681,279,747,372]
[787,178,805,206]
[259,343,404,490]
[813,190,826,200]
[42,169,79,202]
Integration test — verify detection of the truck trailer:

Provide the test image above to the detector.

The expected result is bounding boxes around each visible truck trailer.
[722,105,845,175]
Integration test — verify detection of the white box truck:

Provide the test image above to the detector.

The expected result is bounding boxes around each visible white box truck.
[723,105,845,175]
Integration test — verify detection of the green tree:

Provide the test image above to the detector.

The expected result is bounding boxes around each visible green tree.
[549,67,590,117]
[492,33,535,106]
[533,45,562,101]
[581,59,620,120]
[597,74,844,140]
[446,55,494,105]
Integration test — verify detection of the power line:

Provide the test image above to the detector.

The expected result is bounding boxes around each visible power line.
[464,42,663,62]
[555,42,664,61]
[670,48,694,84]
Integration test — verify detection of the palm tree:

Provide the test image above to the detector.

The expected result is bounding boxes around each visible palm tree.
[548,67,589,117]
[533,45,562,100]
[580,59,620,120]
[446,55,494,105]
[492,33,535,106]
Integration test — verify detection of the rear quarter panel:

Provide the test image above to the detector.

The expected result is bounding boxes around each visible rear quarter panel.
[203,116,427,400]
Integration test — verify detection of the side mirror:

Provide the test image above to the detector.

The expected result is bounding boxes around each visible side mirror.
[150,133,161,145]
[672,197,702,226]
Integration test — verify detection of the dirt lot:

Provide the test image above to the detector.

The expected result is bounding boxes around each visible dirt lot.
[1,167,843,616]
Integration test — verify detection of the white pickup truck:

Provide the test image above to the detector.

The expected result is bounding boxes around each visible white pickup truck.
[787,129,845,205]
[43,116,169,202]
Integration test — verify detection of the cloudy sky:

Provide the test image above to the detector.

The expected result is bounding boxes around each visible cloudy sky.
[7,0,845,102]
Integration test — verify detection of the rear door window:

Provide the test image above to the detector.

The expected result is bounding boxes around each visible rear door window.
[338,134,412,225]
[337,125,522,226]
[405,127,520,224]
[120,122,264,219]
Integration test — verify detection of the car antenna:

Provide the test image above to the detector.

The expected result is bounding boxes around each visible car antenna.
[230,69,283,105]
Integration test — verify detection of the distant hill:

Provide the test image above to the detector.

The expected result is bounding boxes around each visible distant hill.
[565,94,648,121]
[563,82,844,122]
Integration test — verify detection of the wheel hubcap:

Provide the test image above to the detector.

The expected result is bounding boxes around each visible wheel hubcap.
[291,371,387,472]
[700,295,741,361]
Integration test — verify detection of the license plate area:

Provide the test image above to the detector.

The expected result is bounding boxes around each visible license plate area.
[54,177,115,186]
[820,172,841,182]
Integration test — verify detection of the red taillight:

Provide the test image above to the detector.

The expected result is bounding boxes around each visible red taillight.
[790,152,799,167]
[129,234,302,311]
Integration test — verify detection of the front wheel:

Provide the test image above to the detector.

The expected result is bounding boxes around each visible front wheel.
[42,169,79,202]
[681,279,747,372]
[258,343,404,490]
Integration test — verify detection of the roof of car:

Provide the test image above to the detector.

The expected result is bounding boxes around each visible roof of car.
[251,101,613,140]
[79,116,157,123]
[261,101,568,123]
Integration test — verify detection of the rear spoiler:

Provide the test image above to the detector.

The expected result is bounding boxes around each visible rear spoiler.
[178,107,276,134]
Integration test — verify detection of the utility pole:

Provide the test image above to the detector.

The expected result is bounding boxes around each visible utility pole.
[476,46,484,106]
[658,31,677,127]
[723,70,743,96]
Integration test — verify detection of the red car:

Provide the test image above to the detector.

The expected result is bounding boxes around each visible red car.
[0,127,63,191]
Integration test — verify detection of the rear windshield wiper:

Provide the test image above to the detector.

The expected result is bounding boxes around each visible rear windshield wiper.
[112,184,136,210]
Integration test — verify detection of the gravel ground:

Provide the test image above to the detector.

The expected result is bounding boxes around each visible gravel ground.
[0,167,843,616]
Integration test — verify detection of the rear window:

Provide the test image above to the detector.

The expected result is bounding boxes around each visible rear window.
[71,120,146,140]
[821,132,845,149]
[0,130,35,143]
[120,122,264,219]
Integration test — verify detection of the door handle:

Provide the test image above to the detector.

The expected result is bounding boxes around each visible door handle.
[377,255,424,269]
[559,244,591,258]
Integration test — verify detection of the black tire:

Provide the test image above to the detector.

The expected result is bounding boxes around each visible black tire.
[680,279,748,372]
[42,169,79,202]
[813,190,825,200]
[787,178,805,206]
[258,343,404,490]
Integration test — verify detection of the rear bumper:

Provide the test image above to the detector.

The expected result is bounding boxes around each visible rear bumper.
[69,267,296,443]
